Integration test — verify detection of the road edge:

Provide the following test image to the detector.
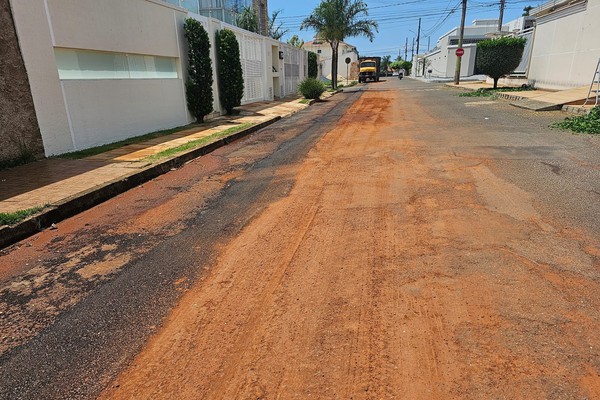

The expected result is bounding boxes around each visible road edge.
[0,117,281,250]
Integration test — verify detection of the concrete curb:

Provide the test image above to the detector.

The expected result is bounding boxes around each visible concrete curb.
[0,116,281,250]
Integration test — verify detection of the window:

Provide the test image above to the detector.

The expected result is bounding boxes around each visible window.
[317,49,322,54]
[54,48,178,80]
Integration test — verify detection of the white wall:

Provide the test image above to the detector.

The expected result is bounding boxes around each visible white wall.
[10,0,189,155]
[528,0,600,90]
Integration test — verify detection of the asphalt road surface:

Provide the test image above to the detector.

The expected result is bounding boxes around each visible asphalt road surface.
[1,78,599,399]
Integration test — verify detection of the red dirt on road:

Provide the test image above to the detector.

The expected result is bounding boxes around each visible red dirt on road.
[98,86,600,399]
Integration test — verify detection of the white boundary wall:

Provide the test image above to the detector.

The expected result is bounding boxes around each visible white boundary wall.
[10,0,307,156]
[528,0,600,90]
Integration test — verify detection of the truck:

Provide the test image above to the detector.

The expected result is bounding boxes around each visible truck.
[358,57,381,83]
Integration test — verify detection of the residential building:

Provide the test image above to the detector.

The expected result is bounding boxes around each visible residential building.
[304,40,359,82]
[415,19,513,78]
[418,0,600,92]
[2,0,305,160]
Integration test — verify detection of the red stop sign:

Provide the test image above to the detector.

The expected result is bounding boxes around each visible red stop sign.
[456,48,465,57]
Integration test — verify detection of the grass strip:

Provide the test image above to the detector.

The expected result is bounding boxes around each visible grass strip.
[58,124,197,159]
[0,205,47,226]
[458,86,536,97]
[145,122,254,162]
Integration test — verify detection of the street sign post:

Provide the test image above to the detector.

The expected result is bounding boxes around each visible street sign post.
[345,57,351,85]
[455,48,465,57]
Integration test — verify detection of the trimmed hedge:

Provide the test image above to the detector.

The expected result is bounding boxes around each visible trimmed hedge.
[216,29,244,114]
[308,51,318,78]
[184,18,213,123]
[476,36,527,88]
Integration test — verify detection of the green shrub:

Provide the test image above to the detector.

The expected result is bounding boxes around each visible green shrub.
[298,78,326,99]
[184,18,213,123]
[553,106,600,134]
[308,51,318,78]
[476,36,527,88]
[216,29,244,114]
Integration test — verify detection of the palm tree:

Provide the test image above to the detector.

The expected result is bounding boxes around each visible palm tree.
[236,6,258,33]
[301,0,378,89]
[382,55,392,76]
[269,10,289,41]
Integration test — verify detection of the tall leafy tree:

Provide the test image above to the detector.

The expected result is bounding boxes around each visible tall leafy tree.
[269,10,289,40]
[184,18,213,123]
[236,6,258,33]
[301,0,378,89]
[476,36,526,88]
[216,29,244,114]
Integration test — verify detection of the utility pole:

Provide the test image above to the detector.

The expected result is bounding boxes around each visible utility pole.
[498,0,506,32]
[416,18,421,56]
[416,18,422,77]
[411,37,414,62]
[405,37,408,61]
[454,0,467,85]
[427,36,430,52]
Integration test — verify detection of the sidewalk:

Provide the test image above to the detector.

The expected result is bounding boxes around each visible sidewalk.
[443,80,596,113]
[0,95,319,248]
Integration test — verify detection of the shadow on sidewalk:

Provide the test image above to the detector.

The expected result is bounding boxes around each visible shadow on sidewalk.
[0,159,111,201]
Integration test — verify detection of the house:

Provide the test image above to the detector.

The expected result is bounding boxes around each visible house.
[0,0,305,163]
[304,40,359,82]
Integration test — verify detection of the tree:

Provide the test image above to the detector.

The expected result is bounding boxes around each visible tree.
[183,18,213,123]
[236,6,258,33]
[287,35,305,48]
[381,55,392,76]
[308,51,318,78]
[216,29,244,114]
[522,6,533,16]
[269,10,288,40]
[300,0,378,90]
[476,36,527,88]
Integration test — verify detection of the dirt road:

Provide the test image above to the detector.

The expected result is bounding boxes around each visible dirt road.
[2,79,600,399]
[99,81,600,399]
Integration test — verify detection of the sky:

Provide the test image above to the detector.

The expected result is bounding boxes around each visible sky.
[268,0,545,59]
